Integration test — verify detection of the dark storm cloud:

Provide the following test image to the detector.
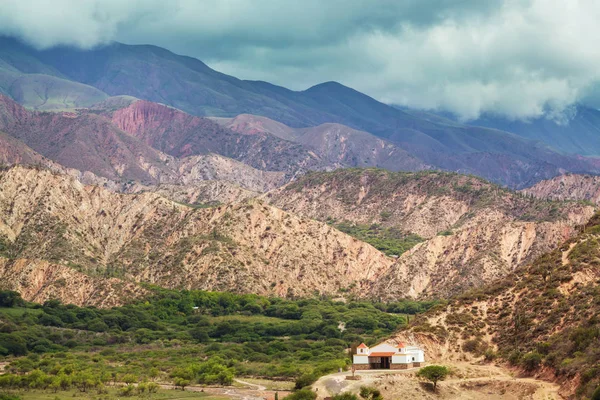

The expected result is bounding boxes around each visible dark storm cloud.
[1,0,598,120]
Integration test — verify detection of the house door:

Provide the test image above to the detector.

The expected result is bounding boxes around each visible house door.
[382,357,390,369]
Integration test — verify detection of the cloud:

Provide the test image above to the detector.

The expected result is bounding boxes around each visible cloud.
[1,0,599,120]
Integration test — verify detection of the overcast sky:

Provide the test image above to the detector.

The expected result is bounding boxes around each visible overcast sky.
[1,0,599,121]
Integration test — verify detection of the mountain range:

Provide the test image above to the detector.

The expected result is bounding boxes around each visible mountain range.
[2,36,600,188]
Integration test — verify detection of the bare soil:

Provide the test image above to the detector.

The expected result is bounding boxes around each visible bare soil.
[313,362,561,400]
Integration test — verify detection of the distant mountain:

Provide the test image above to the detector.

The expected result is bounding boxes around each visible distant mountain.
[213,114,426,171]
[470,106,600,156]
[0,95,287,192]
[1,36,599,187]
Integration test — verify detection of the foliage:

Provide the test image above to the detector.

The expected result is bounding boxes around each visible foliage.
[416,365,449,391]
[359,386,383,400]
[332,393,359,400]
[284,389,317,400]
[0,287,435,393]
[331,222,423,257]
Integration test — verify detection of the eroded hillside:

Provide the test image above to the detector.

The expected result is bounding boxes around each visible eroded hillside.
[399,213,600,398]
[0,166,393,304]
[266,169,595,298]
[522,173,600,204]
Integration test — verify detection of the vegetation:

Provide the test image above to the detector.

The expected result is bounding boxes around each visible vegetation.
[416,365,449,391]
[359,386,383,400]
[416,212,600,398]
[0,288,436,397]
[330,221,423,257]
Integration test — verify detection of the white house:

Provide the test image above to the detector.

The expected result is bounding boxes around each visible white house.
[353,341,425,370]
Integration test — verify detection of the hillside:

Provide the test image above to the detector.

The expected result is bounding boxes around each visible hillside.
[399,213,600,398]
[0,95,286,192]
[266,169,595,298]
[108,99,325,175]
[1,37,599,187]
[0,166,394,304]
[522,173,600,204]
[216,114,427,171]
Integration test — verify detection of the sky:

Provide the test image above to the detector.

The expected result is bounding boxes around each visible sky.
[1,0,599,121]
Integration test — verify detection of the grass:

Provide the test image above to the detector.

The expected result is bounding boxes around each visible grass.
[8,388,228,400]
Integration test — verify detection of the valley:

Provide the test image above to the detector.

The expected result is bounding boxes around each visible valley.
[1,16,600,400]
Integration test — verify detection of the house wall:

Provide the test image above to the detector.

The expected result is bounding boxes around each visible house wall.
[353,355,369,365]
[369,343,398,353]
[392,354,410,364]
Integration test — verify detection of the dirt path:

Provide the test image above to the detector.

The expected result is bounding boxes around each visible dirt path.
[234,379,268,391]
[313,363,562,400]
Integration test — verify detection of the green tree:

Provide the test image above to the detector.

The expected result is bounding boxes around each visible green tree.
[416,365,449,391]
[123,374,138,386]
[174,377,190,391]
[0,291,23,308]
[332,393,359,400]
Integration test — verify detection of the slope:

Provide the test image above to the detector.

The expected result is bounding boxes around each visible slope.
[266,169,595,298]
[401,213,600,398]
[0,166,394,302]
[522,173,600,205]
[108,99,324,175]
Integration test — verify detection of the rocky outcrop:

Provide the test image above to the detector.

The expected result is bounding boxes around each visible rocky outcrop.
[266,169,595,298]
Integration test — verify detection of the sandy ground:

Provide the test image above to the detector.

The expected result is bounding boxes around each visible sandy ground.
[313,363,561,400]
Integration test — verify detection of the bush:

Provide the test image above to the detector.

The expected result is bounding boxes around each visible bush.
[119,385,136,396]
[295,373,317,390]
[284,389,317,400]
[521,352,542,372]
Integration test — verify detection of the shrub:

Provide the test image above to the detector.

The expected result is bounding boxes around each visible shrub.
[295,373,317,390]
[119,385,135,396]
[284,389,317,400]
[521,352,543,372]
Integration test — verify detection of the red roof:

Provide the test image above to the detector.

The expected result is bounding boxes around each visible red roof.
[397,342,406,348]
[357,343,368,349]
[369,352,396,357]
